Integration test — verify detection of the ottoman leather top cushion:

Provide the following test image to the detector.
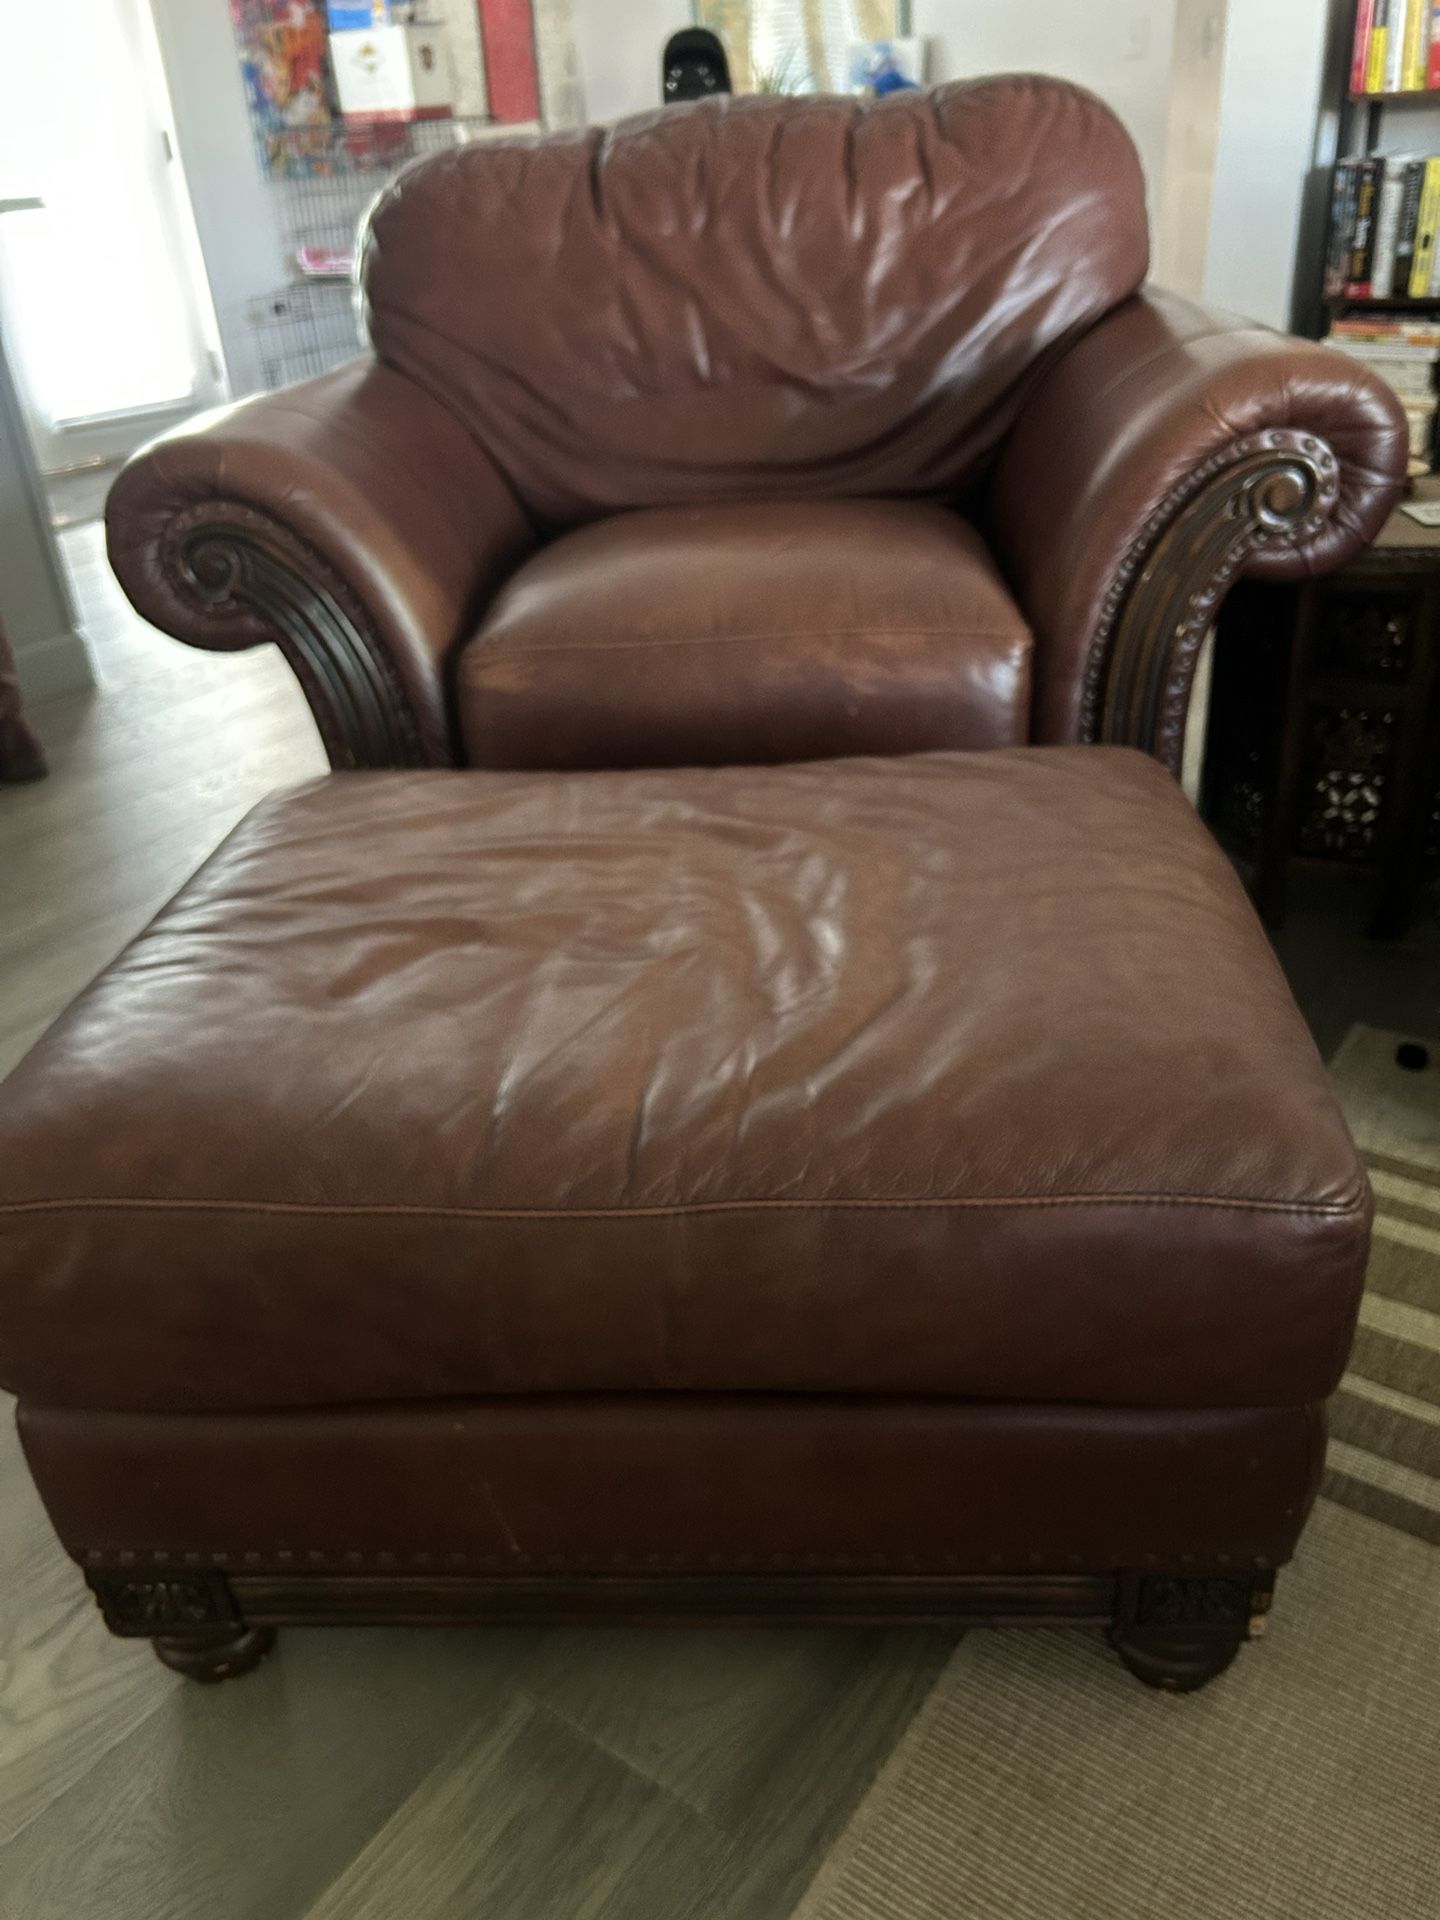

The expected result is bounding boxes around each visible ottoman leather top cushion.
[0,749,1368,1414]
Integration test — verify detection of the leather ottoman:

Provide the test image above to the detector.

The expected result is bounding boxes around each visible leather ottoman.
[0,749,1371,1690]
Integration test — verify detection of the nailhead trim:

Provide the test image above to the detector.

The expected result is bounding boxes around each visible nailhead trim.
[79,1546,1275,1574]
[1080,430,1344,754]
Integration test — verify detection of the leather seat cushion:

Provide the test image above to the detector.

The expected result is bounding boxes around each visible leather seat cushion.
[0,749,1368,1415]
[456,501,1033,769]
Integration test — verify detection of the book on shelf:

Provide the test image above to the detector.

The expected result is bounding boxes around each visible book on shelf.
[1393,157,1428,289]
[1389,0,1409,88]
[1353,0,1376,90]
[1323,151,1440,298]
[1412,156,1440,293]
[1413,0,1436,84]
[1372,155,1411,293]
[1367,0,1390,92]
[1326,159,1356,299]
[1350,157,1383,295]
[1331,338,1437,392]
[1329,313,1440,341]
[1326,314,1440,473]
[1351,0,1440,90]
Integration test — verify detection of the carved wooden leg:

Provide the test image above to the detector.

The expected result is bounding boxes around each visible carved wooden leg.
[1109,1571,1274,1693]
[152,1625,277,1683]
[87,1568,275,1682]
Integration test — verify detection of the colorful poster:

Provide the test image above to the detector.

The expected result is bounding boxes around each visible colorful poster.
[230,0,338,174]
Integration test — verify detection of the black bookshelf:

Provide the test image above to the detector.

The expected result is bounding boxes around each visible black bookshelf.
[1325,3,1440,472]
[1329,54,1440,316]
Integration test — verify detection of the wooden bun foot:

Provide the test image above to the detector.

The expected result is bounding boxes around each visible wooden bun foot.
[1108,1626,1244,1693]
[152,1625,277,1683]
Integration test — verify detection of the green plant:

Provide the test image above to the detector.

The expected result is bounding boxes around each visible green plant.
[749,43,813,93]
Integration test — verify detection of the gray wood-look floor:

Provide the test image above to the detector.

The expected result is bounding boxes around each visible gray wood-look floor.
[0,527,950,1920]
[0,524,328,1078]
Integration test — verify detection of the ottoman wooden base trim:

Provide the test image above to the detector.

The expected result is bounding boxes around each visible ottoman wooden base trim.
[85,1565,1274,1692]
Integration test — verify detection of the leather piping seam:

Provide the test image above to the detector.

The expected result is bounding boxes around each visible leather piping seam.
[0,1189,1369,1221]
[471,625,1033,658]
[78,1549,1273,1571]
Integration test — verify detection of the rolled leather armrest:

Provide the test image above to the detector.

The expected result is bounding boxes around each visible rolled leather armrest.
[986,288,1409,771]
[106,359,534,767]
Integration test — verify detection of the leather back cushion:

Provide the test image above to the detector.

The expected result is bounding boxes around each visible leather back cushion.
[360,76,1148,526]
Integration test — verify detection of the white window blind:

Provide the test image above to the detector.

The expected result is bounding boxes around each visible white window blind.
[695,1,903,94]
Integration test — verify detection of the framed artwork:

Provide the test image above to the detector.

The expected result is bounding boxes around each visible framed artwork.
[230,0,338,175]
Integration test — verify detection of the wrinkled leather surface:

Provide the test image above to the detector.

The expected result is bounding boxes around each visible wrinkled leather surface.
[988,288,1410,745]
[21,1399,1325,1572]
[0,749,1369,1413]
[361,77,1149,525]
[105,361,534,764]
[102,83,1410,773]
[459,501,1033,768]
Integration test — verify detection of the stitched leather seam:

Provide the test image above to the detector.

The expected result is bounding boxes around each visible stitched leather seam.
[0,1189,1369,1221]
[473,625,1031,661]
[83,1548,1269,1572]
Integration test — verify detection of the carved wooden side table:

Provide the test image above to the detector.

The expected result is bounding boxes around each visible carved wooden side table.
[1202,482,1440,936]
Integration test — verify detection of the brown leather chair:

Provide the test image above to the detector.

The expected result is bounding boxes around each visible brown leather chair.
[106,77,1407,777]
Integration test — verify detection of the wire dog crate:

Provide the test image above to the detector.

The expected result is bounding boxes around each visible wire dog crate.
[231,117,495,394]
[241,283,367,390]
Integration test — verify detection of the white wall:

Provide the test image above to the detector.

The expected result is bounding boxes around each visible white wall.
[1152,0,1228,297]
[1202,0,1331,326]
[914,0,1179,225]
[535,0,588,127]
[571,2,1182,176]
[573,0,689,123]
[570,1,1184,241]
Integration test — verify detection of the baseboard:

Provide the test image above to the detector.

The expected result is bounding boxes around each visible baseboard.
[12,623,96,704]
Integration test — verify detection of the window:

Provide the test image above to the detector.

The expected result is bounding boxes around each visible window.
[694,1,907,95]
[0,0,202,429]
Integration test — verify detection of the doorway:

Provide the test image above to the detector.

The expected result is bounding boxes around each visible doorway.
[0,0,224,500]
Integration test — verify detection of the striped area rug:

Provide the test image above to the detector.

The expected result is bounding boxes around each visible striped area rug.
[1326,1025,1440,1546]
[786,1028,1440,1920]
[789,1503,1440,1920]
